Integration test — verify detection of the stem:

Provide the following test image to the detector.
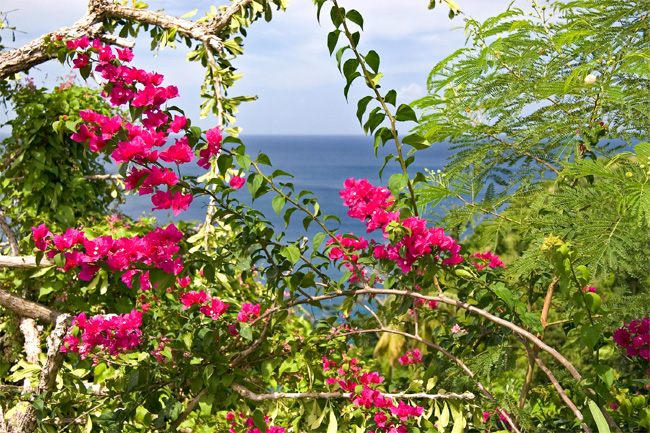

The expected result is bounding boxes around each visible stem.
[230,382,475,401]
[332,0,419,216]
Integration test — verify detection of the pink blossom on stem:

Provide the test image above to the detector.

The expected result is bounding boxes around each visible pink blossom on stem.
[237,303,261,322]
[230,176,245,189]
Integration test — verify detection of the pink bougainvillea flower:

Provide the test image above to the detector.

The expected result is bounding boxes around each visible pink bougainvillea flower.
[451,324,465,334]
[62,310,143,359]
[168,115,187,134]
[471,250,505,271]
[237,303,261,322]
[230,176,245,189]
[116,47,134,62]
[200,298,229,320]
[159,136,194,164]
[180,290,209,310]
[151,190,193,215]
[32,224,53,251]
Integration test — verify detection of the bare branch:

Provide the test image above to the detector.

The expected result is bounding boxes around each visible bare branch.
[18,318,40,393]
[0,287,62,324]
[170,388,208,429]
[83,174,123,181]
[230,315,273,367]
[0,0,256,80]
[516,336,590,432]
[231,383,475,402]
[0,256,54,268]
[38,314,70,392]
[0,210,19,256]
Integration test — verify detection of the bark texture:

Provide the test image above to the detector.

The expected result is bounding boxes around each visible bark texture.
[0,0,257,80]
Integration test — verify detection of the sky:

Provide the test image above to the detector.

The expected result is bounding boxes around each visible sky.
[0,0,512,135]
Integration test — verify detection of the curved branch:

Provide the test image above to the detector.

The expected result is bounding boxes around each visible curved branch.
[0,256,54,268]
[0,0,257,80]
[0,210,19,256]
[0,287,62,324]
[231,382,475,402]
[517,336,591,433]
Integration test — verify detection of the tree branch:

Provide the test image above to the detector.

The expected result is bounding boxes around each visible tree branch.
[0,287,62,324]
[170,388,208,429]
[0,0,257,80]
[0,256,54,268]
[230,383,475,402]
[0,210,19,256]
[230,315,273,367]
[517,336,591,433]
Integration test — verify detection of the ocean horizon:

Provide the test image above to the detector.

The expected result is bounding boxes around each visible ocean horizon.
[0,132,451,242]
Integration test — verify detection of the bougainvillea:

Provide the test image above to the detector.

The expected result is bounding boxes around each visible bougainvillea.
[613,318,650,362]
[62,309,143,362]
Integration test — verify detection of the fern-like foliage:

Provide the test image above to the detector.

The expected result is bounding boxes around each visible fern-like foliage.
[415,0,650,286]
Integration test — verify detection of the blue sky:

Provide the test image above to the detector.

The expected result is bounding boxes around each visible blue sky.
[1,0,506,135]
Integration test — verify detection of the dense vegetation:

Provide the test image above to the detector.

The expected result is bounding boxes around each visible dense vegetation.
[0,1,649,432]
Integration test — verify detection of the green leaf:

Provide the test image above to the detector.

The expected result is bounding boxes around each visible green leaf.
[365,50,380,73]
[402,133,430,150]
[588,400,611,433]
[327,408,338,433]
[492,283,515,309]
[256,153,271,166]
[522,312,544,333]
[395,104,418,122]
[281,245,301,265]
[240,323,253,341]
[343,58,359,80]
[384,89,397,106]
[596,364,615,387]
[388,173,408,196]
[253,409,267,433]
[364,110,385,134]
[56,205,75,226]
[313,232,326,252]
[218,154,233,175]
[127,369,139,392]
[357,96,373,124]
[330,5,343,28]
[247,173,264,196]
[327,30,341,55]
[346,9,364,29]
[272,195,286,216]
[580,323,602,350]
[585,292,601,313]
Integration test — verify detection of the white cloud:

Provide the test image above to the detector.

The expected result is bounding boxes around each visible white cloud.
[1,0,518,134]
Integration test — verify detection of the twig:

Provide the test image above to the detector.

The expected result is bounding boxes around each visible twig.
[230,315,273,367]
[230,382,475,401]
[0,256,54,268]
[0,210,19,256]
[0,287,62,324]
[170,388,208,429]
[517,336,591,432]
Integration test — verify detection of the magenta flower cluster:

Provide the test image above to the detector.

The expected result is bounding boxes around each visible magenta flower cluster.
[237,303,261,322]
[613,317,650,361]
[63,37,223,216]
[470,250,505,272]
[62,309,142,362]
[180,290,229,320]
[336,178,463,274]
[322,356,424,432]
[398,349,422,366]
[32,223,186,289]
[225,412,285,433]
[327,234,369,281]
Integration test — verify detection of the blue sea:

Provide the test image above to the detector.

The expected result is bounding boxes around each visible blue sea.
[120,135,451,241]
[0,132,451,242]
